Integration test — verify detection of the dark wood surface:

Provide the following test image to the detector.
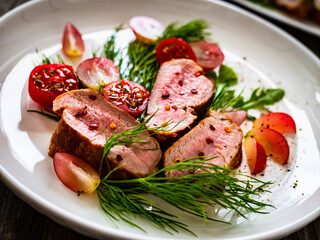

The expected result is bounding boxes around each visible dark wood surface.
[0,0,319,239]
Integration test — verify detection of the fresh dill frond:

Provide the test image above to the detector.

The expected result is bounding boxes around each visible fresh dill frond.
[160,19,211,42]
[27,109,61,121]
[98,113,172,173]
[35,49,66,65]
[97,156,273,235]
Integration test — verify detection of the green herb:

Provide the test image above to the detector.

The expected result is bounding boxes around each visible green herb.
[160,19,210,42]
[208,65,285,113]
[35,49,66,65]
[27,109,61,121]
[95,115,273,235]
[97,156,273,235]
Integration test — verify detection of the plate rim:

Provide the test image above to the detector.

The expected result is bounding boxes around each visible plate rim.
[0,0,320,239]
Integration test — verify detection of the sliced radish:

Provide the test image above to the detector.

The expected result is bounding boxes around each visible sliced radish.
[189,41,224,71]
[249,128,290,165]
[253,112,296,134]
[53,152,100,194]
[129,16,165,43]
[62,22,85,57]
[243,137,267,175]
[225,110,247,126]
[76,57,120,92]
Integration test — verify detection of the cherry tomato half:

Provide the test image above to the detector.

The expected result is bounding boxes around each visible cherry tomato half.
[103,79,149,118]
[129,16,165,43]
[155,38,197,64]
[189,41,224,71]
[28,64,79,110]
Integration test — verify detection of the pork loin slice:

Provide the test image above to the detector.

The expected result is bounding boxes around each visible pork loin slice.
[48,89,162,179]
[146,59,214,143]
[164,110,243,178]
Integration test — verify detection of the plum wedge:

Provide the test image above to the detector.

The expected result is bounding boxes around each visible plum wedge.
[243,137,267,175]
[248,127,290,165]
[253,112,296,134]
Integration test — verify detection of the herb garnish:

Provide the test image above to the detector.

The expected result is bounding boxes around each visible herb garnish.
[207,66,285,117]
[27,109,61,121]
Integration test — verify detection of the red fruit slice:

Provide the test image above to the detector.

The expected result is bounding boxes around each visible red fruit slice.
[28,64,78,110]
[103,79,149,118]
[76,57,120,92]
[226,110,247,126]
[189,41,224,71]
[62,22,85,57]
[129,16,165,43]
[53,152,100,194]
[249,127,290,165]
[156,38,197,64]
[243,137,267,175]
[253,112,296,134]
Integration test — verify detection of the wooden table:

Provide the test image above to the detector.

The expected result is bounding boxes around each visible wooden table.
[0,0,319,239]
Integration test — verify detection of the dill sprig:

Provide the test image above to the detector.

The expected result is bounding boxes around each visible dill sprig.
[97,156,273,235]
[160,19,211,42]
[35,49,65,65]
[96,116,272,235]
[27,109,61,121]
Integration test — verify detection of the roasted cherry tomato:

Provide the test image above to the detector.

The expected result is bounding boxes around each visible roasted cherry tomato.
[103,79,149,118]
[189,41,224,71]
[155,38,197,64]
[62,22,85,57]
[76,57,120,92]
[28,64,78,110]
[129,16,165,43]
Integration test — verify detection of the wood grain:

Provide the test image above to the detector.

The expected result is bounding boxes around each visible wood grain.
[0,0,319,239]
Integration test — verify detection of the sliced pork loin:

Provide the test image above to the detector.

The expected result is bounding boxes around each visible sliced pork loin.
[48,89,162,179]
[146,59,214,143]
[164,110,243,178]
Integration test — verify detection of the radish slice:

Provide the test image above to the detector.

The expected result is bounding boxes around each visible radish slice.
[225,110,247,126]
[129,16,165,43]
[76,57,120,92]
[62,22,85,57]
[189,41,224,71]
[53,152,100,194]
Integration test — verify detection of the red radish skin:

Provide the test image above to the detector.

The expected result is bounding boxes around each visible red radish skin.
[253,112,296,134]
[249,127,290,165]
[225,110,247,126]
[53,152,100,194]
[189,41,224,71]
[129,16,164,43]
[76,57,120,91]
[62,22,85,57]
[243,137,267,175]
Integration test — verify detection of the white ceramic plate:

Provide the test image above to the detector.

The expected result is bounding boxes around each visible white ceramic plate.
[1,0,320,239]
[229,0,320,37]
